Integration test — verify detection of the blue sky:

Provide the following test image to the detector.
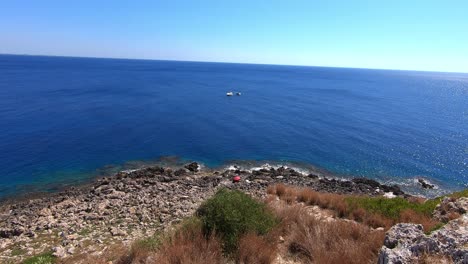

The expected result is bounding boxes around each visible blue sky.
[1,0,467,72]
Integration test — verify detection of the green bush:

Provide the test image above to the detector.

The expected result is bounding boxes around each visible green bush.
[197,189,278,253]
[22,252,56,264]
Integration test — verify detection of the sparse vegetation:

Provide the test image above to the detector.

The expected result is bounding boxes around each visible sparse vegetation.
[270,184,443,231]
[22,252,56,264]
[448,189,468,199]
[11,248,25,257]
[77,227,92,236]
[154,219,224,264]
[284,210,384,263]
[124,233,162,263]
[417,253,455,264]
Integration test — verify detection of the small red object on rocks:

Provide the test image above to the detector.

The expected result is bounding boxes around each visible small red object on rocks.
[233,176,241,183]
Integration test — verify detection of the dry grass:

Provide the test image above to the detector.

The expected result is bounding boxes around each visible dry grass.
[417,253,454,264]
[400,209,439,231]
[283,190,297,205]
[295,188,347,215]
[237,233,278,264]
[269,202,303,234]
[268,184,441,231]
[275,183,287,198]
[408,196,427,204]
[63,228,224,264]
[363,212,393,229]
[154,223,224,264]
[271,201,385,264]
[266,185,276,195]
[447,212,461,221]
[62,244,131,264]
[302,222,385,264]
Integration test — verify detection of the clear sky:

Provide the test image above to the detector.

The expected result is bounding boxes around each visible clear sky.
[1,0,467,72]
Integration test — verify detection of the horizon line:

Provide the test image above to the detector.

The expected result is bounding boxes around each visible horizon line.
[1,52,467,75]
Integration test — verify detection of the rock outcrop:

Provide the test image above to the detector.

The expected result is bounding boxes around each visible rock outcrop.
[433,197,468,222]
[184,162,199,172]
[378,207,468,264]
[418,178,435,189]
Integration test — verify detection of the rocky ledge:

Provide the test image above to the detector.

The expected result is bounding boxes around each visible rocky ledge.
[0,163,404,262]
[379,197,468,264]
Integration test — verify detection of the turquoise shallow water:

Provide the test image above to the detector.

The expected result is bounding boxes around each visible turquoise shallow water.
[0,55,467,197]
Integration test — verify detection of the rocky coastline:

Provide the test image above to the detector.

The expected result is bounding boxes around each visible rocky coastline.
[0,162,409,262]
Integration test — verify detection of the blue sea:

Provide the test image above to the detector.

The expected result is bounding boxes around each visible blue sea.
[0,54,467,198]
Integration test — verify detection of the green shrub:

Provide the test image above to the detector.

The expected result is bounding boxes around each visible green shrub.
[22,252,56,264]
[197,189,278,253]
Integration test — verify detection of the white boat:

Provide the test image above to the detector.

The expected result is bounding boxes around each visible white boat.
[236,92,241,96]
[226,92,233,96]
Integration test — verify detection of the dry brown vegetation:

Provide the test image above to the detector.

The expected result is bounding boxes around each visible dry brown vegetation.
[153,225,224,264]
[78,221,224,264]
[417,253,454,264]
[269,184,440,231]
[236,233,278,264]
[288,215,384,263]
[62,244,130,264]
[269,201,385,264]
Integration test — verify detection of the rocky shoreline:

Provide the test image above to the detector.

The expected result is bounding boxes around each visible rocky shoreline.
[0,162,407,263]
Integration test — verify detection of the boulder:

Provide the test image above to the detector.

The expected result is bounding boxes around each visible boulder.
[378,213,468,264]
[378,246,413,264]
[433,197,467,222]
[109,227,126,236]
[67,245,75,255]
[0,227,24,238]
[418,179,434,189]
[382,223,426,250]
[184,162,199,172]
[52,246,67,258]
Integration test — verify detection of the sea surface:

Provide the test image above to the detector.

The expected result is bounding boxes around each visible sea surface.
[0,55,467,198]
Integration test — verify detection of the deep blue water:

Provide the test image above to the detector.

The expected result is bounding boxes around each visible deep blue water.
[0,55,467,197]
